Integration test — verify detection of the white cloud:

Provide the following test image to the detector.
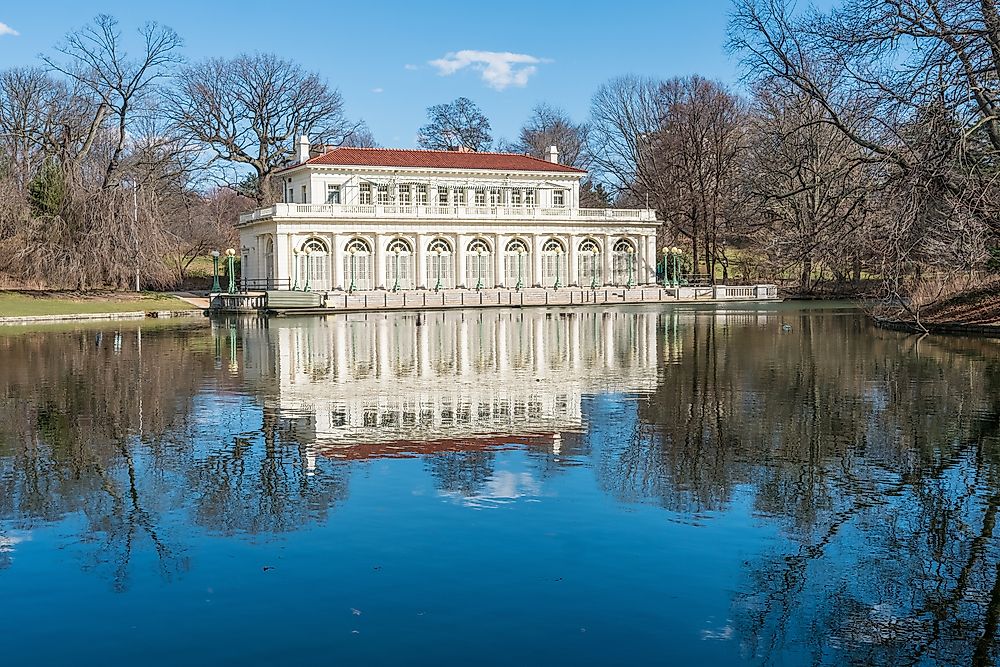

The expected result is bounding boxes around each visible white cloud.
[371,87,384,94]
[428,50,548,90]
[0,22,19,37]
[404,63,418,71]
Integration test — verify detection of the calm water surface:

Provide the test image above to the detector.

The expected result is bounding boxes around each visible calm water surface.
[1,304,999,666]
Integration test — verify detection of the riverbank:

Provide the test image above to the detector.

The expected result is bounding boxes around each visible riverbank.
[0,291,200,324]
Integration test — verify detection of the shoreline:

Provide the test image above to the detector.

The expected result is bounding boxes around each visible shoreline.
[874,317,1000,339]
[0,309,203,326]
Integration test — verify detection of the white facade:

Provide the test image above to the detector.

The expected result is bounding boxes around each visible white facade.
[237,142,659,292]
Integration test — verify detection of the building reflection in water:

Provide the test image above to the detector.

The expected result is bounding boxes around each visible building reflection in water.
[240,308,670,457]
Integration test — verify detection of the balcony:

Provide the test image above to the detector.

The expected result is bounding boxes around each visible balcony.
[238,203,658,226]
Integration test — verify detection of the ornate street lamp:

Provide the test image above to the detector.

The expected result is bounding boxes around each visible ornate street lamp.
[292,248,300,290]
[626,247,634,289]
[392,248,400,292]
[662,246,671,289]
[303,247,312,291]
[210,250,221,292]
[553,247,562,290]
[475,248,484,291]
[434,248,443,293]
[348,248,357,294]
[591,248,600,289]
[516,249,524,292]
[225,248,237,294]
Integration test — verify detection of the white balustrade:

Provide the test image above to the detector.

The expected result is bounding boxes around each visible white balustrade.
[239,202,656,225]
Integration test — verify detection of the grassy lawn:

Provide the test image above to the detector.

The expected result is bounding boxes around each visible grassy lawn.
[0,291,197,317]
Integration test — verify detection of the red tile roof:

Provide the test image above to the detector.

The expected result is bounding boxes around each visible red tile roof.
[285,147,586,174]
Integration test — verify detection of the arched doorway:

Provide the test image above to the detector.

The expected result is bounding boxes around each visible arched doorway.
[385,237,414,291]
[578,238,601,288]
[426,237,454,290]
[504,238,530,289]
[344,238,372,291]
[465,238,494,289]
[541,238,566,288]
[299,238,330,291]
[612,238,636,286]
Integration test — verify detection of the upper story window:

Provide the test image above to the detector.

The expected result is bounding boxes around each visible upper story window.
[437,187,449,206]
[511,189,522,206]
[454,188,466,205]
[326,184,341,204]
[489,189,502,207]
[301,185,307,204]
[415,184,428,205]
[474,189,486,207]
[524,189,536,207]
[376,184,390,205]
[359,183,372,205]
[553,189,566,207]
[398,184,411,205]
[286,187,294,203]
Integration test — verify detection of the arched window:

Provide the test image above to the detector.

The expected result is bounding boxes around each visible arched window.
[504,238,530,287]
[542,238,565,253]
[344,237,372,291]
[541,238,566,287]
[578,238,601,287]
[466,238,493,289]
[298,237,330,291]
[612,238,637,286]
[613,238,635,253]
[387,237,413,254]
[426,238,454,289]
[428,237,452,254]
[264,237,274,287]
[386,238,414,290]
[467,238,492,254]
[345,238,371,254]
[505,238,529,254]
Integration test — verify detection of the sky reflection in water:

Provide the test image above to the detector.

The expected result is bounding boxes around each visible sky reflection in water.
[0,304,998,666]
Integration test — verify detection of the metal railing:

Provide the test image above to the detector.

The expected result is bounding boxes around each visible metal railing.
[238,277,291,292]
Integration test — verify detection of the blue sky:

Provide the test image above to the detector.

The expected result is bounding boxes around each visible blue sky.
[2,0,749,148]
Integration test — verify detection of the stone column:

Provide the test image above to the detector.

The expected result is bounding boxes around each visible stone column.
[602,233,612,286]
[646,235,657,285]
[374,232,384,289]
[531,234,543,287]
[332,234,344,290]
[457,234,470,288]
[569,234,581,286]
[494,233,506,287]
[416,233,427,288]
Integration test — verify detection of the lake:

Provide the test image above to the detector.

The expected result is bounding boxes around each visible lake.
[1,304,998,666]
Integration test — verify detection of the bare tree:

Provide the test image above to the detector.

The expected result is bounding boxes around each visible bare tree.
[169,53,356,204]
[417,97,492,151]
[513,104,588,167]
[42,15,182,190]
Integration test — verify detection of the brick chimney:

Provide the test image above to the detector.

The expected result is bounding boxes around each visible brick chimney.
[546,145,559,163]
[296,135,310,163]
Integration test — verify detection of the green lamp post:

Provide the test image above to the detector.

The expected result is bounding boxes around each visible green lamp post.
[553,247,562,290]
[392,248,400,292]
[591,249,599,289]
[434,248,442,293]
[303,247,312,291]
[475,248,484,291]
[515,249,524,291]
[662,246,671,289]
[210,250,221,292]
[292,248,300,290]
[348,248,357,294]
[225,248,237,294]
[626,247,634,289]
